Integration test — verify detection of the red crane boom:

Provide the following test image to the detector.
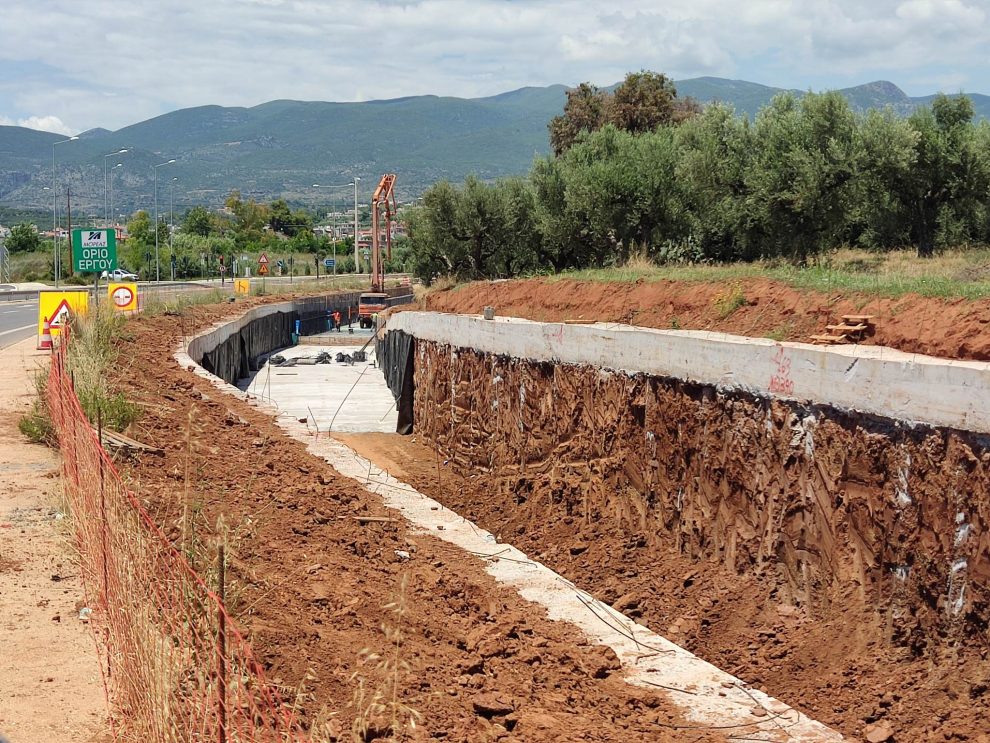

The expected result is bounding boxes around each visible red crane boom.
[370,173,397,293]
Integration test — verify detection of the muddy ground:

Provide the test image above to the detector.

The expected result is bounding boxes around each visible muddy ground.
[425,277,990,362]
[108,298,722,742]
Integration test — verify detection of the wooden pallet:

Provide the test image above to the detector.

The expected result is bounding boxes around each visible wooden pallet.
[810,333,849,345]
[810,315,875,345]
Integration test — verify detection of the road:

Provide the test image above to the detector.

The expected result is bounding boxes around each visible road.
[0,300,38,350]
[0,281,225,353]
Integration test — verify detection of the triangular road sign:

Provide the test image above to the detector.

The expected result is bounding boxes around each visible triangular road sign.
[48,299,73,328]
[258,263,270,275]
[258,253,269,265]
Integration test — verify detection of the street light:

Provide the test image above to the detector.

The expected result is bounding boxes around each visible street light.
[153,159,176,281]
[313,182,354,281]
[353,177,360,272]
[109,163,123,227]
[52,135,79,288]
[169,177,177,280]
[103,148,128,224]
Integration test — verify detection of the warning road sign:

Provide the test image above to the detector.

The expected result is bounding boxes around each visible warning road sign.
[234,279,250,295]
[38,290,89,339]
[108,282,138,312]
[49,300,72,328]
[258,253,269,265]
[258,263,269,276]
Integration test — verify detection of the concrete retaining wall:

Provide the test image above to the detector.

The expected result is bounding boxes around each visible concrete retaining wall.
[386,311,990,434]
[188,291,413,384]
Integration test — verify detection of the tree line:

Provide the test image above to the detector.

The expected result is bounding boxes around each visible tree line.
[407,72,990,283]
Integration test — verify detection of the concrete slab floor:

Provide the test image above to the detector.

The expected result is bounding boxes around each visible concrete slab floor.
[238,344,398,434]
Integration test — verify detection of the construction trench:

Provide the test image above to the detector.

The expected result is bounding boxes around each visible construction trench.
[174,299,990,741]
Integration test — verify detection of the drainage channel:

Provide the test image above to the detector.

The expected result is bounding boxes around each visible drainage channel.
[178,335,843,742]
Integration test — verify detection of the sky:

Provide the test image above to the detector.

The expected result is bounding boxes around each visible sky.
[1,0,988,135]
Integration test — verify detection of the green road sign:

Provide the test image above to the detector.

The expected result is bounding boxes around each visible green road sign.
[72,229,118,274]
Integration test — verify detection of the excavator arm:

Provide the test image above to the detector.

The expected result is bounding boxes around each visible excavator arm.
[370,173,397,292]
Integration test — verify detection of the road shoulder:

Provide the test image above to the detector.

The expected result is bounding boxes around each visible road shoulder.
[0,339,105,742]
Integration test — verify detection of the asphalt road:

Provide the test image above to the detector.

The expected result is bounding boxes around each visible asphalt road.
[0,282,222,353]
[0,300,38,350]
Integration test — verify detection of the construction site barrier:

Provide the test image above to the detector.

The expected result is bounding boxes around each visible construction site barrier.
[46,340,305,742]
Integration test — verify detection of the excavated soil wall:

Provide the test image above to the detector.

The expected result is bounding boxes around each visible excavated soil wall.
[410,339,990,656]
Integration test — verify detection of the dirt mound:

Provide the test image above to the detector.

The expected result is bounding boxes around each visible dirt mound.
[425,277,990,361]
[109,299,721,741]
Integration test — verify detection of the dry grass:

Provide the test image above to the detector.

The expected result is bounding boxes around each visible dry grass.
[347,572,421,742]
[622,249,657,273]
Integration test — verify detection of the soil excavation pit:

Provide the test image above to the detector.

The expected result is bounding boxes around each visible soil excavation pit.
[220,331,843,740]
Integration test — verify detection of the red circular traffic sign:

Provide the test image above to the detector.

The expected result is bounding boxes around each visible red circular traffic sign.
[111,286,135,308]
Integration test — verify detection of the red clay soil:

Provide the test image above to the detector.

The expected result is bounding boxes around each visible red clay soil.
[338,432,990,743]
[107,298,725,742]
[424,277,990,361]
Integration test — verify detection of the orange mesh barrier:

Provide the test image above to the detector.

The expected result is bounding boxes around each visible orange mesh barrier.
[46,342,304,742]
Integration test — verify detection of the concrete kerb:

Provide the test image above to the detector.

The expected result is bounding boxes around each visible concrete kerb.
[176,304,844,741]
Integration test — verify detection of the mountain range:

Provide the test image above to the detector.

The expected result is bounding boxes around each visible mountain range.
[1,77,987,221]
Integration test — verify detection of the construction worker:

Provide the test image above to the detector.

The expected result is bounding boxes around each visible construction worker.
[332,310,342,332]
[372,312,379,330]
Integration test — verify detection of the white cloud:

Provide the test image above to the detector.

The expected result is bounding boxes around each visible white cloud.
[0,113,74,135]
[0,0,988,132]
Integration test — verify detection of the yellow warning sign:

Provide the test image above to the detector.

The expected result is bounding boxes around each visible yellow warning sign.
[38,290,89,338]
[108,282,138,312]
[234,279,251,295]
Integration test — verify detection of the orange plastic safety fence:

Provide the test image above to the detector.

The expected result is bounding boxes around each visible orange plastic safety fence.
[46,343,305,742]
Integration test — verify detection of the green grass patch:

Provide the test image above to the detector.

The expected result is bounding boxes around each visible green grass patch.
[19,303,140,443]
[544,247,990,300]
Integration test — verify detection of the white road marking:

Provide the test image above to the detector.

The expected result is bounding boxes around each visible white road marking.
[0,324,35,338]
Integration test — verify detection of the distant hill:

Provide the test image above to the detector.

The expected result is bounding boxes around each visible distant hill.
[0,78,986,219]
[675,76,990,120]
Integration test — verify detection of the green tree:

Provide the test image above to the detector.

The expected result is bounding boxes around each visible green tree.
[183,205,213,237]
[5,223,41,253]
[226,190,270,249]
[675,103,754,260]
[128,210,153,245]
[549,83,608,156]
[607,70,678,135]
[853,109,918,249]
[269,198,293,234]
[407,181,467,282]
[745,91,861,262]
[894,95,989,256]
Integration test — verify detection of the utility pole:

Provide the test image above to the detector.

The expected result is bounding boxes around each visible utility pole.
[65,187,72,282]
[52,135,78,289]
[170,177,177,280]
[353,177,360,273]
[153,159,176,281]
[0,237,9,284]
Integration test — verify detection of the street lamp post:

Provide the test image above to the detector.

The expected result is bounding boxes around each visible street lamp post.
[353,177,360,273]
[313,181,355,279]
[109,163,122,227]
[170,177,177,280]
[103,148,128,224]
[153,159,176,281]
[52,136,79,288]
